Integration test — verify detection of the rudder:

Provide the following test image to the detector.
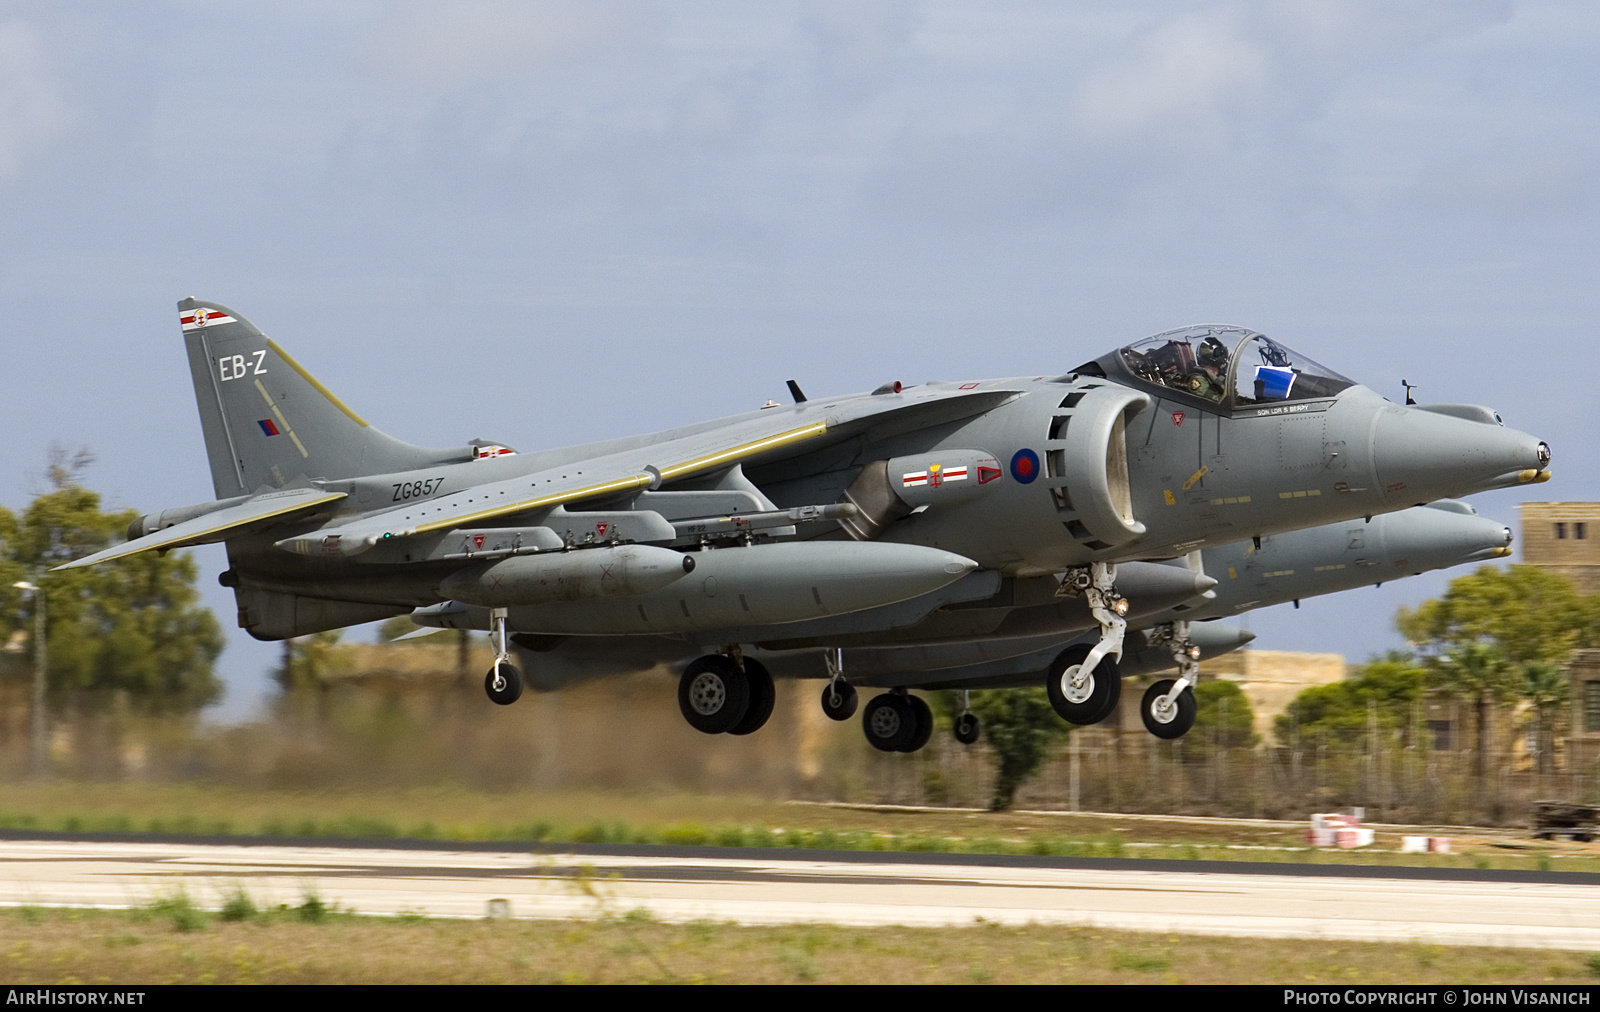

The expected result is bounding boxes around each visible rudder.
[179,298,463,497]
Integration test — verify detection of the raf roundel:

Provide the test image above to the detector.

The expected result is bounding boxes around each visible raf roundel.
[1009,448,1040,485]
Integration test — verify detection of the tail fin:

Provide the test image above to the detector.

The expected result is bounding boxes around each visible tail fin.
[179,298,466,497]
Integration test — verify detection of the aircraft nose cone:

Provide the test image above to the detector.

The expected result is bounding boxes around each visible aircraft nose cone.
[1372,406,1550,505]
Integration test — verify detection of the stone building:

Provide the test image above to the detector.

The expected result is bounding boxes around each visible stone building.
[1519,502,1600,594]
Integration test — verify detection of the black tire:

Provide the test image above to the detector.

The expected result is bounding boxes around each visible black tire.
[1141,678,1197,739]
[861,693,916,753]
[678,655,750,734]
[484,662,523,706]
[1045,645,1121,725]
[954,712,980,745]
[728,659,776,736]
[821,680,859,721]
[900,695,934,753]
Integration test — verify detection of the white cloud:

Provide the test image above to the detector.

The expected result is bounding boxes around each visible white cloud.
[362,0,641,86]
[0,19,64,180]
[1069,11,1269,147]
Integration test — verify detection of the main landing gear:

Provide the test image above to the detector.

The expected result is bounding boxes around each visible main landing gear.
[1141,621,1199,739]
[677,648,776,736]
[484,607,523,706]
[1046,562,1127,726]
[862,691,934,753]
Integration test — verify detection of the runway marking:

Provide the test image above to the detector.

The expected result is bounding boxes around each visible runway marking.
[4,839,1600,950]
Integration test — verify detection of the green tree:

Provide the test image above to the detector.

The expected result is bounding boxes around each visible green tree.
[1396,565,1599,777]
[1274,653,1429,747]
[1187,679,1258,752]
[1519,659,1568,775]
[1396,565,1596,667]
[1430,641,1514,779]
[966,688,1068,811]
[2,477,224,711]
[277,630,348,692]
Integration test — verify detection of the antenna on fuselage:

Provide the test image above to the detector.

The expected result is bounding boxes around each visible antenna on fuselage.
[787,380,808,404]
[1401,379,1417,405]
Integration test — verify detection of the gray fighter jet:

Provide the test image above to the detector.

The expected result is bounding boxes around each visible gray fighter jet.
[60,302,1550,746]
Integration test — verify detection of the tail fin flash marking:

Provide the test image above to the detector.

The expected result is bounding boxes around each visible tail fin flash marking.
[267,338,370,428]
[182,308,237,330]
[253,378,310,458]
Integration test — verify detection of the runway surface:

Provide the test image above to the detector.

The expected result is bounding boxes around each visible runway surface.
[2,836,1597,950]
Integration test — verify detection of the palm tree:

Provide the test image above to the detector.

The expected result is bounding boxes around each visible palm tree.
[1520,660,1568,775]
[1430,641,1514,781]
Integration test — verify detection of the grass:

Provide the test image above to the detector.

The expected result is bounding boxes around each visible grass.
[0,904,1596,984]
[0,782,1598,874]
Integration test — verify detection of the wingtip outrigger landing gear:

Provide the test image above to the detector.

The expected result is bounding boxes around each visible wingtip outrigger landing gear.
[820,647,858,721]
[1142,620,1200,739]
[1047,562,1127,725]
[954,690,980,745]
[483,606,524,705]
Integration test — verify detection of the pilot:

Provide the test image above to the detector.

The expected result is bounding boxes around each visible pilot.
[1182,337,1229,401]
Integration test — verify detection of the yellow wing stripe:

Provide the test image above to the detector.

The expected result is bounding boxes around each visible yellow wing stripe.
[51,492,347,570]
[402,421,831,536]
[168,492,347,542]
[267,338,370,428]
[657,421,829,480]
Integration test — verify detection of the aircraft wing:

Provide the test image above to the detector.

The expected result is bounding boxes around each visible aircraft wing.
[299,385,1016,550]
[53,487,347,570]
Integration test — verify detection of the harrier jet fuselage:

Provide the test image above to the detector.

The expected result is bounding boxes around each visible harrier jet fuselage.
[63,302,1549,750]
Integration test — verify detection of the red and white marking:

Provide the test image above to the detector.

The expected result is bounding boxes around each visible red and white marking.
[902,466,970,488]
[180,308,237,331]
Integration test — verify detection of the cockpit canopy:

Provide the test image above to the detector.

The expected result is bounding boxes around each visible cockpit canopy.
[1096,325,1355,410]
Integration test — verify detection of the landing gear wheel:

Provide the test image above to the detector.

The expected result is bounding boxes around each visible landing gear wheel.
[678,655,750,735]
[954,711,980,745]
[821,680,858,721]
[484,661,523,706]
[900,695,934,753]
[861,693,916,753]
[727,659,775,736]
[1046,645,1121,725]
[1141,678,1197,739]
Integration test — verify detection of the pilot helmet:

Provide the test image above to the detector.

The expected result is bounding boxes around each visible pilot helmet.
[1197,336,1229,370]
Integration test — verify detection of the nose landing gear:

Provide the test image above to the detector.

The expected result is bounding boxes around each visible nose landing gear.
[1048,562,1127,725]
[483,607,523,706]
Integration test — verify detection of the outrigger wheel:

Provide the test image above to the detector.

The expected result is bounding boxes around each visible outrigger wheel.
[484,660,523,706]
[821,679,859,721]
[954,711,980,745]
[1045,644,1121,725]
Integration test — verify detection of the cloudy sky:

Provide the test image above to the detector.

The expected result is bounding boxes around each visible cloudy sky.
[2,2,1595,717]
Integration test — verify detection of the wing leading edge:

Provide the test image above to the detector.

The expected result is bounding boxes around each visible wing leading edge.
[52,487,347,571]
